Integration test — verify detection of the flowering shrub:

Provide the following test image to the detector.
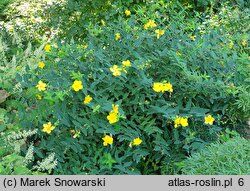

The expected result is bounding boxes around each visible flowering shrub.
[15,1,249,174]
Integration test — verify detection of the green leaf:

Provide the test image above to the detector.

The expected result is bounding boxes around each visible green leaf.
[144,125,163,135]
[13,166,31,175]
[189,107,210,117]
[99,153,116,168]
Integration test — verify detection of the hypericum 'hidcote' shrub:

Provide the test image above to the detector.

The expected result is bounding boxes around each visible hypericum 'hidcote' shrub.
[16,1,249,174]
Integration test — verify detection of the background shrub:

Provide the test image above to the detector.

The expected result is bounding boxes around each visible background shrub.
[0,128,50,175]
[181,136,250,174]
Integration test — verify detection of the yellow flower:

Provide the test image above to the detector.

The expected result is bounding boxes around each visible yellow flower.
[110,65,122,76]
[122,60,131,67]
[174,116,188,128]
[148,20,156,28]
[36,80,47,91]
[190,35,196,41]
[112,104,119,114]
[242,39,247,47]
[125,10,131,16]
[115,33,121,40]
[101,19,106,26]
[144,23,150,30]
[153,82,164,92]
[42,122,55,134]
[72,80,83,92]
[155,29,165,39]
[144,20,156,30]
[204,115,215,125]
[83,95,92,104]
[180,117,188,127]
[38,61,45,69]
[174,116,182,128]
[133,137,142,146]
[102,135,113,146]
[107,112,118,124]
[153,82,173,93]
[163,82,173,92]
[44,44,51,52]
[107,104,119,124]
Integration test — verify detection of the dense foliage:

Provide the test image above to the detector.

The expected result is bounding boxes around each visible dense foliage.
[181,136,250,175]
[0,0,249,174]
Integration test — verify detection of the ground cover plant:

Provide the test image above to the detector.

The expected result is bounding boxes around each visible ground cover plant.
[181,136,250,175]
[0,0,249,174]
